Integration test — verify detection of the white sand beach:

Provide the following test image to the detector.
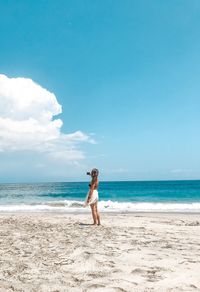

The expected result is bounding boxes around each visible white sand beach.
[0,213,200,292]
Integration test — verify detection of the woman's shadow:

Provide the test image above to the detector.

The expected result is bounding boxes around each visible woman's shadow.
[79,223,95,226]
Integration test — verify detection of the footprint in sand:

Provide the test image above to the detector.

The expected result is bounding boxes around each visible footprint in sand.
[146,267,165,282]
[131,268,144,274]
[185,221,200,226]
[86,283,105,290]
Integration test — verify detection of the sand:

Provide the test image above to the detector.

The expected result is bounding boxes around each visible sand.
[0,212,200,292]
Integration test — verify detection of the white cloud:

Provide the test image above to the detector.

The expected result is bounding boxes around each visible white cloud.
[0,74,93,160]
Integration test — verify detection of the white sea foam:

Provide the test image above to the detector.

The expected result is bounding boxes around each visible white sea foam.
[0,200,200,213]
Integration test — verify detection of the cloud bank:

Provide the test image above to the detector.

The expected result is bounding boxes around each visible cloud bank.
[0,74,93,160]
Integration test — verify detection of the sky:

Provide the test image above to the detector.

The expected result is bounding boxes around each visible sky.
[0,0,200,182]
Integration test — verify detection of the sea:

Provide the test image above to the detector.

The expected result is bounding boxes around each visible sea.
[0,180,200,213]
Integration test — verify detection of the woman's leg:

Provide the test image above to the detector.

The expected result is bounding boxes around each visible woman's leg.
[95,202,101,225]
[90,204,97,225]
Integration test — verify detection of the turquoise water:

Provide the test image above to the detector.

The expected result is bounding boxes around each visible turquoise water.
[0,180,200,212]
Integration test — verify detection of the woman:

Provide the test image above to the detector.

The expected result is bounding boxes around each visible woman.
[85,168,101,226]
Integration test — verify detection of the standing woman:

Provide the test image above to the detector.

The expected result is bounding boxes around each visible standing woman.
[86,168,101,225]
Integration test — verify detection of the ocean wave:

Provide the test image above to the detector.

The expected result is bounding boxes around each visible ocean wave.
[1,200,200,212]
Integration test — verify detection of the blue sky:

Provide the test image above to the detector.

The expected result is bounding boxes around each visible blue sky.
[0,0,200,182]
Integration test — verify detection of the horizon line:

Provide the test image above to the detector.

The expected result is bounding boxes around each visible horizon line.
[0,178,200,185]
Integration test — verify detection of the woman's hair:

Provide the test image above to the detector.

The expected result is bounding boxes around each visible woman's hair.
[91,168,99,177]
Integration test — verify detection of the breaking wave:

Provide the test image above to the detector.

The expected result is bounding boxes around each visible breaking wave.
[0,200,200,213]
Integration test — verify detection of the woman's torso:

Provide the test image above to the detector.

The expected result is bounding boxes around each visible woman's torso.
[89,178,98,190]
